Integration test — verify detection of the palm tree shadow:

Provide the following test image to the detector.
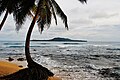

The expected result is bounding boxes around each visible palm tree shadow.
[0,62,54,80]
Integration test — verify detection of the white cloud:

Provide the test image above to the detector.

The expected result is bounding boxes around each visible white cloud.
[90,12,119,19]
[70,18,92,25]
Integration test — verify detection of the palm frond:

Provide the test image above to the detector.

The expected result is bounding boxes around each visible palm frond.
[0,5,6,16]
[37,0,45,32]
[78,0,87,3]
[27,11,34,19]
[13,0,35,31]
[50,0,68,30]
[31,4,37,15]
[37,0,52,32]
[45,0,52,27]
[0,0,7,15]
[38,20,45,33]
[48,0,57,25]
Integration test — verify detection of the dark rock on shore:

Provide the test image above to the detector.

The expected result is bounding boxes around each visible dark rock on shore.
[17,58,25,61]
[18,65,23,68]
[7,57,14,62]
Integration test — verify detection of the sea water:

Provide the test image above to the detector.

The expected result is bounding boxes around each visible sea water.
[0,41,120,48]
[0,41,120,79]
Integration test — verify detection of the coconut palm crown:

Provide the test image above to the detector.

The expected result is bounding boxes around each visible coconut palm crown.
[0,0,21,30]
[0,0,36,31]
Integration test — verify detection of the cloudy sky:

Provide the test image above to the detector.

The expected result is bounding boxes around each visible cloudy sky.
[0,0,120,41]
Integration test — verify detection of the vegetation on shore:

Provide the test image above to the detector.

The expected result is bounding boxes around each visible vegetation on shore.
[31,37,87,42]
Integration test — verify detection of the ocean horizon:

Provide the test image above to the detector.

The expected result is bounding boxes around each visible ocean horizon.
[0,40,120,48]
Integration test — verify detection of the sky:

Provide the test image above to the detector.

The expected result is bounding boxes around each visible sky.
[0,0,120,41]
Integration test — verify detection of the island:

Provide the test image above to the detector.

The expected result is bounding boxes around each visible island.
[31,37,87,42]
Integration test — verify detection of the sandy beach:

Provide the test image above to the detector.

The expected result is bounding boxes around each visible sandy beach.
[0,61,21,76]
[0,60,62,80]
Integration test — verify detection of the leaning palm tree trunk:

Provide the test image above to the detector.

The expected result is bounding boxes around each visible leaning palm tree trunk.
[25,6,38,67]
[0,10,9,30]
[24,0,54,78]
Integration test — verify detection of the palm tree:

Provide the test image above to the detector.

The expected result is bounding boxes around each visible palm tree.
[25,0,87,68]
[0,0,87,80]
[0,0,35,31]
[24,0,86,78]
[0,0,21,30]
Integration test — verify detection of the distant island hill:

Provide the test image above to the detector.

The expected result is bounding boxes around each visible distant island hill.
[31,37,87,42]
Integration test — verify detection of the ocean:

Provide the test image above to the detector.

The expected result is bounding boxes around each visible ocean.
[0,41,120,80]
[0,41,120,48]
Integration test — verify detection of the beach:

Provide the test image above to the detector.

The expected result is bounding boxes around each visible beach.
[0,61,21,76]
[0,41,120,80]
[0,61,62,80]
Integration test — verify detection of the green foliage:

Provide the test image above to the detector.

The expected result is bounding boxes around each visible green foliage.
[13,0,36,31]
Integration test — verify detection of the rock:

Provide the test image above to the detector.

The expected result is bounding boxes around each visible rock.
[17,58,25,61]
[7,57,14,62]
[33,49,36,51]
[18,65,23,68]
